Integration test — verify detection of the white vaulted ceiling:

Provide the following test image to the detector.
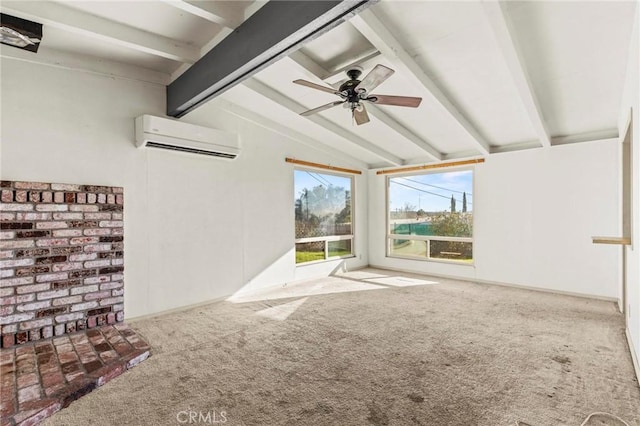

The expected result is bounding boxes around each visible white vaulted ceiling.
[1,0,636,168]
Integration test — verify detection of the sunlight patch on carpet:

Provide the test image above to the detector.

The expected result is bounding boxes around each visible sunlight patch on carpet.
[365,276,439,287]
[230,277,385,303]
[255,297,309,321]
[334,270,390,280]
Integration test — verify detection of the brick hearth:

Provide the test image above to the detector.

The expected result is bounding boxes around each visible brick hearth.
[0,323,149,426]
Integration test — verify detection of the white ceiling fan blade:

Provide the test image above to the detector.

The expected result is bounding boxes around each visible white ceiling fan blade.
[293,79,341,95]
[355,64,394,93]
[300,100,345,116]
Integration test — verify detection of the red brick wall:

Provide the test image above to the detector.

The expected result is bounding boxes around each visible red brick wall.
[0,181,124,348]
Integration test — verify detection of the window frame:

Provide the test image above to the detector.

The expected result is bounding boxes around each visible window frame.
[385,166,475,265]
[294,167,356,265]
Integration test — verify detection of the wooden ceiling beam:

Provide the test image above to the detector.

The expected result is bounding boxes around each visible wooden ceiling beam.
[1,1,199,63]
[350,9,491,155]
[167,0,377,117]
[161,0,243,28]
[212,98,369,169]
[483,1,551,148]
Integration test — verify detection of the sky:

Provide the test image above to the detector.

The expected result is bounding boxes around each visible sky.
[294,170,351,201]
[293,169,472,213]
[389,170,473,213]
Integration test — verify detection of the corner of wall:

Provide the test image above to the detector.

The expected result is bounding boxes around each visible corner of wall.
[619,3,640,385]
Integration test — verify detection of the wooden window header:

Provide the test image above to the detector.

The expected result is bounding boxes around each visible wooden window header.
[376,158,485,175]
[285,158,362,175]
[591,236,631,245]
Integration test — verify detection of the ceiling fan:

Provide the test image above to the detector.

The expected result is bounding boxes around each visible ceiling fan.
[293,64,422,125]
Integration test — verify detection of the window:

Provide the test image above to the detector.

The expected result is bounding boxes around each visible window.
[294,169,354,264]
[387,169,473,263]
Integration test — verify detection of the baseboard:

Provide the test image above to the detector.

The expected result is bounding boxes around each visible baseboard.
[126,294,231,323]
[470,277,619,303]
[368,264,619,303]
[625,328,640,386]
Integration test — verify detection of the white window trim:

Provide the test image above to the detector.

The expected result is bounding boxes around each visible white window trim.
[296,234,354,244]
[387,234,472,243]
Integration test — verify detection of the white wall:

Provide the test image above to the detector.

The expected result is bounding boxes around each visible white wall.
[618,5,639,368]
[1,44,630,328]
[0,58,368,318]
[369,140,620,299]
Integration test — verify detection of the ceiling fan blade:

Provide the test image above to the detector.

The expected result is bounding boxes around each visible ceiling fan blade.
[293,79,340,95]
[353,104,370,126]
[300,100,345,116]
[355,64,394,93]
[368,94,422,108]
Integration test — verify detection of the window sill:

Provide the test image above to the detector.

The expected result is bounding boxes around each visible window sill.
[296,254,356,267]
[387,254,474,266]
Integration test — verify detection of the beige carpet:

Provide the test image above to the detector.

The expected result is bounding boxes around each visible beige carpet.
[43,268,640,425]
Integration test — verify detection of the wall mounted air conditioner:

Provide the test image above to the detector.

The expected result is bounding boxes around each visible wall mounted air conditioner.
[134,115,239,159]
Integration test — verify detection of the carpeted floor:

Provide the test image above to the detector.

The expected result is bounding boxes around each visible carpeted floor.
[43,268,640,425]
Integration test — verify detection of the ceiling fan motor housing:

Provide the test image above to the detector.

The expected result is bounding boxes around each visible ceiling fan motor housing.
[339,80,362,103]
[340,67,366,103]
[346,67,363,81]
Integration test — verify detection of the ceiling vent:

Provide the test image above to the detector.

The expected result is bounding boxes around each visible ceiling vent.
[0,14,42,52]
[135,115,239,160]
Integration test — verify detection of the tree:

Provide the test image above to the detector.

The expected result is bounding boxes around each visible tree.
[430,212,472,238]
[295,197,303,221]
[298,185,346,217]
[295,184,350,238]
[400,202,417,219]
[462,192,467,213]
[401,202,416,213]
[429,211,473,258]
[335,190,351,224]
[303,188,309,219]
[450,195,456,213]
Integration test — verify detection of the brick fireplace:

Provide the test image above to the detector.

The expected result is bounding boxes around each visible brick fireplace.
[0,181,125,348]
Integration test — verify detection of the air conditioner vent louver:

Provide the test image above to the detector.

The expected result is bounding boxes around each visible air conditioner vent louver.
[145,141,237,159]
[134,115,239,160]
